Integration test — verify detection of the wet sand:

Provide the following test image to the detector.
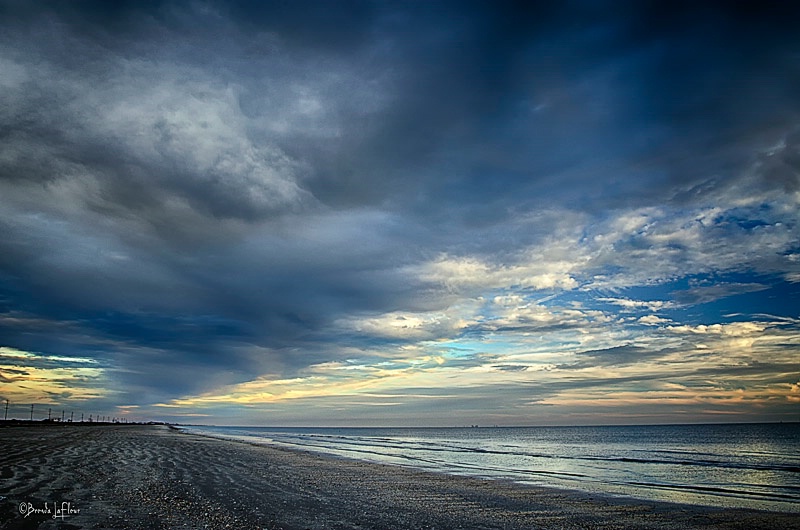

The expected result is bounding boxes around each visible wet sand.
[0,424,796,529]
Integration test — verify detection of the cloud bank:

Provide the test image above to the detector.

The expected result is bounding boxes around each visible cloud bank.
[1,0,798,425]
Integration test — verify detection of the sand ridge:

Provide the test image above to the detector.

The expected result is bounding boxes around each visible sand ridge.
[0,424,796,529]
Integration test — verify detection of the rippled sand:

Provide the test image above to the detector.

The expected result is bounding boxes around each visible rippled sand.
[0,424,795,529]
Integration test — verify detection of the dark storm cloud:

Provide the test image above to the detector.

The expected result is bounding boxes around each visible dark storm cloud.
[3,1,797,220]
[755,129,800,193]
[1,0,799,416]
[391,1,800,217]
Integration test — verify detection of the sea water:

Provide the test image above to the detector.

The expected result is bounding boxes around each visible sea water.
[179,423,800,512]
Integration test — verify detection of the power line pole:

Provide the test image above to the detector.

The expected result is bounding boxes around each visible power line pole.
[61,410,65,422]
[4,399,7,421]
[30,404,34,421]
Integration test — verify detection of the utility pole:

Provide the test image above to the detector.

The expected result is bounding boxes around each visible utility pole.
[61,410,65,422]
[48,408,51,421]
[81,413,84,422]
[4,399,7,421]
[30,404,34,421]
[70,411,74,422]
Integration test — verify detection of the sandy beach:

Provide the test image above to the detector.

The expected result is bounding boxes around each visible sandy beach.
[0,424,796,529]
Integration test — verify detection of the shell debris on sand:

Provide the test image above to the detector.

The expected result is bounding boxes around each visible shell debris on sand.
[1,424,797,530]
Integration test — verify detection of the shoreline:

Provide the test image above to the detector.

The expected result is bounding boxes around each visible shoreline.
[1,424,797,529]
[177,423,800,514]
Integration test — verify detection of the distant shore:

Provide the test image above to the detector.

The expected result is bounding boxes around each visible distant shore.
[1,424,796,529]
[0,419,166,427]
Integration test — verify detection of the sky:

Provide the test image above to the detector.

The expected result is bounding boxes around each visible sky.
[0,0,798,427]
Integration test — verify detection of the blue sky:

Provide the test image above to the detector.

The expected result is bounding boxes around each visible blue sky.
[1,0,798,426]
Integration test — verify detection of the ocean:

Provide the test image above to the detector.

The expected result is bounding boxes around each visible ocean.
[178,423,800,513]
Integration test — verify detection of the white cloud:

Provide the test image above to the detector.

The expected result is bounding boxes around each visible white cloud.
[416,254,579,293]
[599,297,674,312]
[638,315,672,326]
[336,310,457,340]
[480,296,611,333]
[666,321,770,336]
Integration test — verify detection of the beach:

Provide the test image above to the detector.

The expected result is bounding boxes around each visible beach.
[0,425,796,529]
